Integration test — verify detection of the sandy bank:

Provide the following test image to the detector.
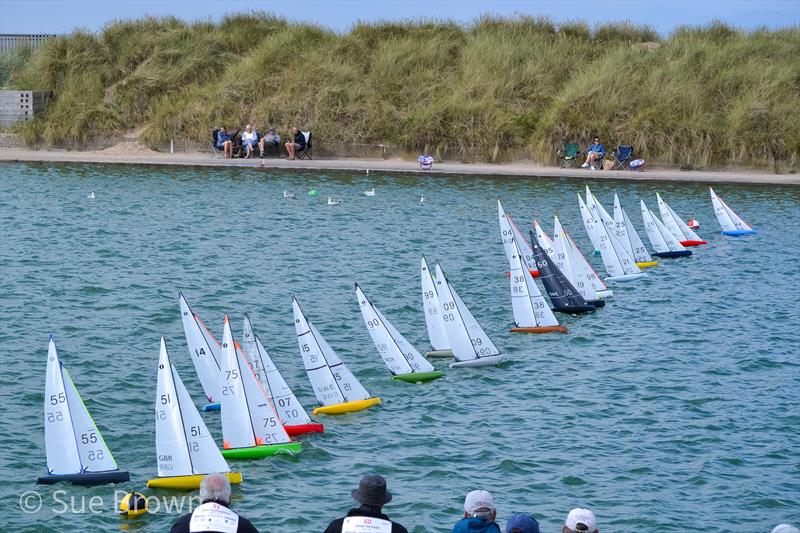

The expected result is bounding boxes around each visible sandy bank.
[1,146,798,186]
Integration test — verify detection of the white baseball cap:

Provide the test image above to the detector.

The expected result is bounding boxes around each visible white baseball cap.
[464,490,495,516]
[565,508,597,532]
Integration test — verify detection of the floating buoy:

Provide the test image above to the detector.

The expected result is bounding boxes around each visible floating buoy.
[119,492,148,518]
[308,189,319,196]
[687,218,700,229]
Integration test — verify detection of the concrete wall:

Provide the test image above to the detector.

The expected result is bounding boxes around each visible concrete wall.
[0,90,52,128]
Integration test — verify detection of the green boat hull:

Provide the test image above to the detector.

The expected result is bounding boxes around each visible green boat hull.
[221,442,302,460]
[391,371,444,383]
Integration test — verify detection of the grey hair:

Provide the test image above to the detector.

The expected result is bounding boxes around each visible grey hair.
[200,473,231,505]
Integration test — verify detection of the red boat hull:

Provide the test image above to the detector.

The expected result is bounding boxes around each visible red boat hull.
[680,240,707,246]
[285,423,325,436]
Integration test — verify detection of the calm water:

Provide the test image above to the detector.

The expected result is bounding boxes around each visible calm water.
[1,162,798,532]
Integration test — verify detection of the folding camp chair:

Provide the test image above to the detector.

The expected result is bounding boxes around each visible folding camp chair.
[556,143,581,168]
[612,145,634,170]
[211,129,224,158]
[297,131,312,159]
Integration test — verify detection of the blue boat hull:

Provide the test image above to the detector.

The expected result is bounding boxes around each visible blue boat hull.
[722,229,756,236]
[654,250,693,258]
[202,402,220,412]
[37,470,130,486]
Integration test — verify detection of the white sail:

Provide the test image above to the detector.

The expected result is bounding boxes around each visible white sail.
[558,217,612,297]
[219,317,291,449]
[242,315,312,426]
[580,195,641,277]
[641,199,686,252]
[506,211,537,269]
[155,338,229,478]
[613,194,654,264]
[179,292,221,402]
[498,202,559,327]
[533,220,556,259]
[588,188,616,234]
[434,263,500,362]
[357,284,434,375]
[552,217,600,301]
[657,193,703,242]
[710,187,753,231]
[420,257,449,351]
[44,337,118,475]
[579,193,604,254]
[293,297,371,406]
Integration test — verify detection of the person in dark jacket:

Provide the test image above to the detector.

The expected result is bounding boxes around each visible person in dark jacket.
[170,473,258,533]
[284,127,306,160]
[323,473,408,533]
[451,490,500,533]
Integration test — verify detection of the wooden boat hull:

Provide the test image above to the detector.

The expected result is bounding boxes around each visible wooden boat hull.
[37,470,130,486]
[680,240,707,246]
[201,402,220,412]
[654,250,692,258]
[510,325,567,334]
[221,442,302,460]
[147,472,243,490]
[605,273,647,282]
[285,423,324,436]
[721,229,756,236]
[391,371,444,383]
[312,397,382,415]
[636,260,659,268]
[425,349,453,358]
[450,355,505,368]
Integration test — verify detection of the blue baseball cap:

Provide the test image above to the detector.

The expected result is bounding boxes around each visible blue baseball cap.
[506,513,540,533]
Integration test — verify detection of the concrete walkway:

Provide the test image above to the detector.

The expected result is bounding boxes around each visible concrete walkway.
[2,147,798,186]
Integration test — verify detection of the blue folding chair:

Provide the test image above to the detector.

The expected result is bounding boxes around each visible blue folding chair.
[612,145,634,170]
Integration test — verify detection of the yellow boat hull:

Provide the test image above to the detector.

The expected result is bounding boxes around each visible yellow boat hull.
[312,398,381,415]
[636,260,659,268]
[146,472,243,490]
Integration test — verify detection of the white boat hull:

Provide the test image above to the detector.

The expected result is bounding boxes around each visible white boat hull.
[595,289,614,299]
[425,349,453,358]
[605,273,647,282]
[450,355,505,368]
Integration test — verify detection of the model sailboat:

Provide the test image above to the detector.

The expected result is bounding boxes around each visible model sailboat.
[552,215,612,302]
[579,194,646,281]
[612,194,658,268]
[640,199,692,258]
[38,336,130,486]
[356,284,444,382]
[710,187,756,236]
[241,314,324,436]
[421,256,453,358]
[217,316,301,459]
[148,338,241,490]
[530,231,597,314]
[433,263,504,368]
[293,296,381,415]
[498,201,566,332]
[656,193,707,246]
[178,292,222,411]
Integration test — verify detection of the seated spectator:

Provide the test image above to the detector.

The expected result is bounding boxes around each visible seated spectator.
[169,473,257,533]
[506,513,540,533]
[284,127,306,160]
[241,124,258,158]
[216,126,234,158]
[259,125,281,157]
[581,137,605,170]
[323,474,408,533]
[452,490,500,533]
[562,508,598,533]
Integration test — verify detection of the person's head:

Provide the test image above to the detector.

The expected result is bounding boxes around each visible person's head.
[563,508,598,533]
[772,525,800,533]
[292,127,299,134]
[200,473,232,506]
[593,137,600,144]
[351,474,392,509]
[245,124,252,132]
[506,513,540,533]
[220,126,226,132]
[463,490,496,522]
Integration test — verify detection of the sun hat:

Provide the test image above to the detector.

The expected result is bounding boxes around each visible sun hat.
[464,490,495,516]
[351,474,392,506]
[506,513,540,533]
[565,508,597,532]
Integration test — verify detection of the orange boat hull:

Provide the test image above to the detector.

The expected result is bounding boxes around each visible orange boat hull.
[510,325,568,334]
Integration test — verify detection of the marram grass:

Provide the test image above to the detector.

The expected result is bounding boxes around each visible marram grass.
[6,13,799,168]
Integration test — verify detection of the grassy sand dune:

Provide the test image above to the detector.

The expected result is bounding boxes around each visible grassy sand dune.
[4,13,798,168]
